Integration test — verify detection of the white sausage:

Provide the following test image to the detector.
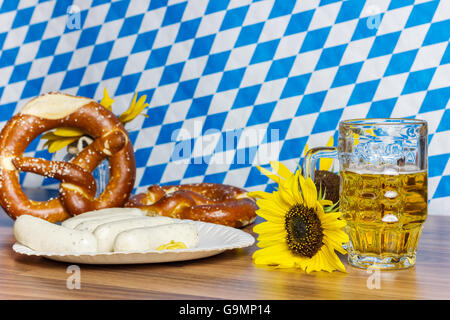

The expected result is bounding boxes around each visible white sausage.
[14,215,97,253]
[73,214,149,233]
[94,216,176,252]
[113,223,199,252]
[62,207,145,229]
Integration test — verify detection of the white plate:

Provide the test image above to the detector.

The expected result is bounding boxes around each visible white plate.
[12,220,255,264]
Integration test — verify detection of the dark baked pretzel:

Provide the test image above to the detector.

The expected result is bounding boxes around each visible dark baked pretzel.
[125,183,257,228]
[0,92,136,222]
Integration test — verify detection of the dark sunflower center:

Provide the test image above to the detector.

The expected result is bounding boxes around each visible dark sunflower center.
[285,204,324,258]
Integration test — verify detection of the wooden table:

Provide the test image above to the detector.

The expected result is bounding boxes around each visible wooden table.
[0,189,449,300]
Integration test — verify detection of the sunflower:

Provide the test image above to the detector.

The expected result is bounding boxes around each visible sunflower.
[42,88,149,153]
[247,161,349,273]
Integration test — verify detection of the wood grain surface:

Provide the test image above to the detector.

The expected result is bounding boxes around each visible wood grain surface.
[0,188,449,300]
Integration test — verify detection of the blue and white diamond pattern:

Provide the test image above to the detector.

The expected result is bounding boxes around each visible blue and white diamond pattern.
[0,0,449,215]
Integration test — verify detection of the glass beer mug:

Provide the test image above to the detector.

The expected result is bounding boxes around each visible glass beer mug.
[303,119,428,270]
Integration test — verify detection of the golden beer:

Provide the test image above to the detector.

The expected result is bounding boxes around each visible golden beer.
[340,168,427,269]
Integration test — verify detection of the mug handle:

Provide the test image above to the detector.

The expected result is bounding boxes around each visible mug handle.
[302,147,338,180]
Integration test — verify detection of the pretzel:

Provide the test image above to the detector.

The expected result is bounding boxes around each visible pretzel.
[0,93,136,222]
[125,183,258,228]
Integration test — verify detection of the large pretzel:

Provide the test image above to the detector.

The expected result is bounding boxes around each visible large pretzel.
[125,183,257,228]
[0,93,136,222]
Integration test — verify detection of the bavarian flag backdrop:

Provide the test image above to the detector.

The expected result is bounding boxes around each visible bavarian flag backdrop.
[0,0,449,214]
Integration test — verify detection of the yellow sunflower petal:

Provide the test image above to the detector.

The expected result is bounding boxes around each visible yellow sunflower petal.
[247,191,273,199]
[47,137,78,153]
[269,161,292,180]
[41,132,62,141]
[256,165,282,184]
[53,127,85,137]
[100,88,114,111]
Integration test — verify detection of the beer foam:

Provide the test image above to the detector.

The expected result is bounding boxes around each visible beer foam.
[346,164,424,175]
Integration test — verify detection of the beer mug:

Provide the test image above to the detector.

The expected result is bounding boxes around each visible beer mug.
[303,119,428,270]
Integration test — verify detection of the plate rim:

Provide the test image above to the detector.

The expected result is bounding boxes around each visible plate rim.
[12,220,255,258]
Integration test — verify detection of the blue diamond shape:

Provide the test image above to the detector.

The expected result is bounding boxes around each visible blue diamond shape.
[24,22,47,43]
[402,68,436,95]
[423,20,450,46]
[280,73,312,99]
[119,14,144,38]
[348,79,380,106]
[203,51,230,75]
[145,46,171,69]
[250,39,280,65]
[76,26,101,49]
[21,78,44,99]
[172,78,199,102]
[105,1,130,22]
[115,73,141,96]
[0,102,16,121]
[148,0,168,10]
[135,147,153,168]
[434,175,450,198]
[315,44,347,70]
[184,162,209,178]
[36,37,59,58]
[142,105,168,128]
[311,108,344,134]
[265,56,296,81]
[204,172,226,184]
[388,0,414,10]
[295,91,327,116]
[419,87,450,113]
[189,34,215,59]
[279,136,308,161]
[0,47,19,67]
[351,15,384,41]
[284,9,314,36]
[244,166,269,187]
[1,0,19,13]
[217,68,246,92]
[202,112,227,134]
[384,49,418,76]
[60,67,86,89]
[102,57,127,80]
[331,62,364,88]
[405,1,439,28]
[175,18,201,42]
[220,5,249,31]
[263,119,291,143]
[246,102,276,126]
[335,0,365,23]
[9,62,32,83]
[205,0,230,14]
[161,2,187,27]
[77,83,98,98]
[159,62,185,86]
[268,0,296,19]
[12,7,34,28]
[300,27,331,53]
[186,95,213,119]
[437,109,450,133]
[235,22,264,48]
[140,163,167,186]
[48,52,73,74]
[89,41,114,64]
[429,154,450,177]
[157,121,184,144]
[368,31,401,59]
[366,98,397,118]
[132,30,157,54]
[232,84,261,109]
